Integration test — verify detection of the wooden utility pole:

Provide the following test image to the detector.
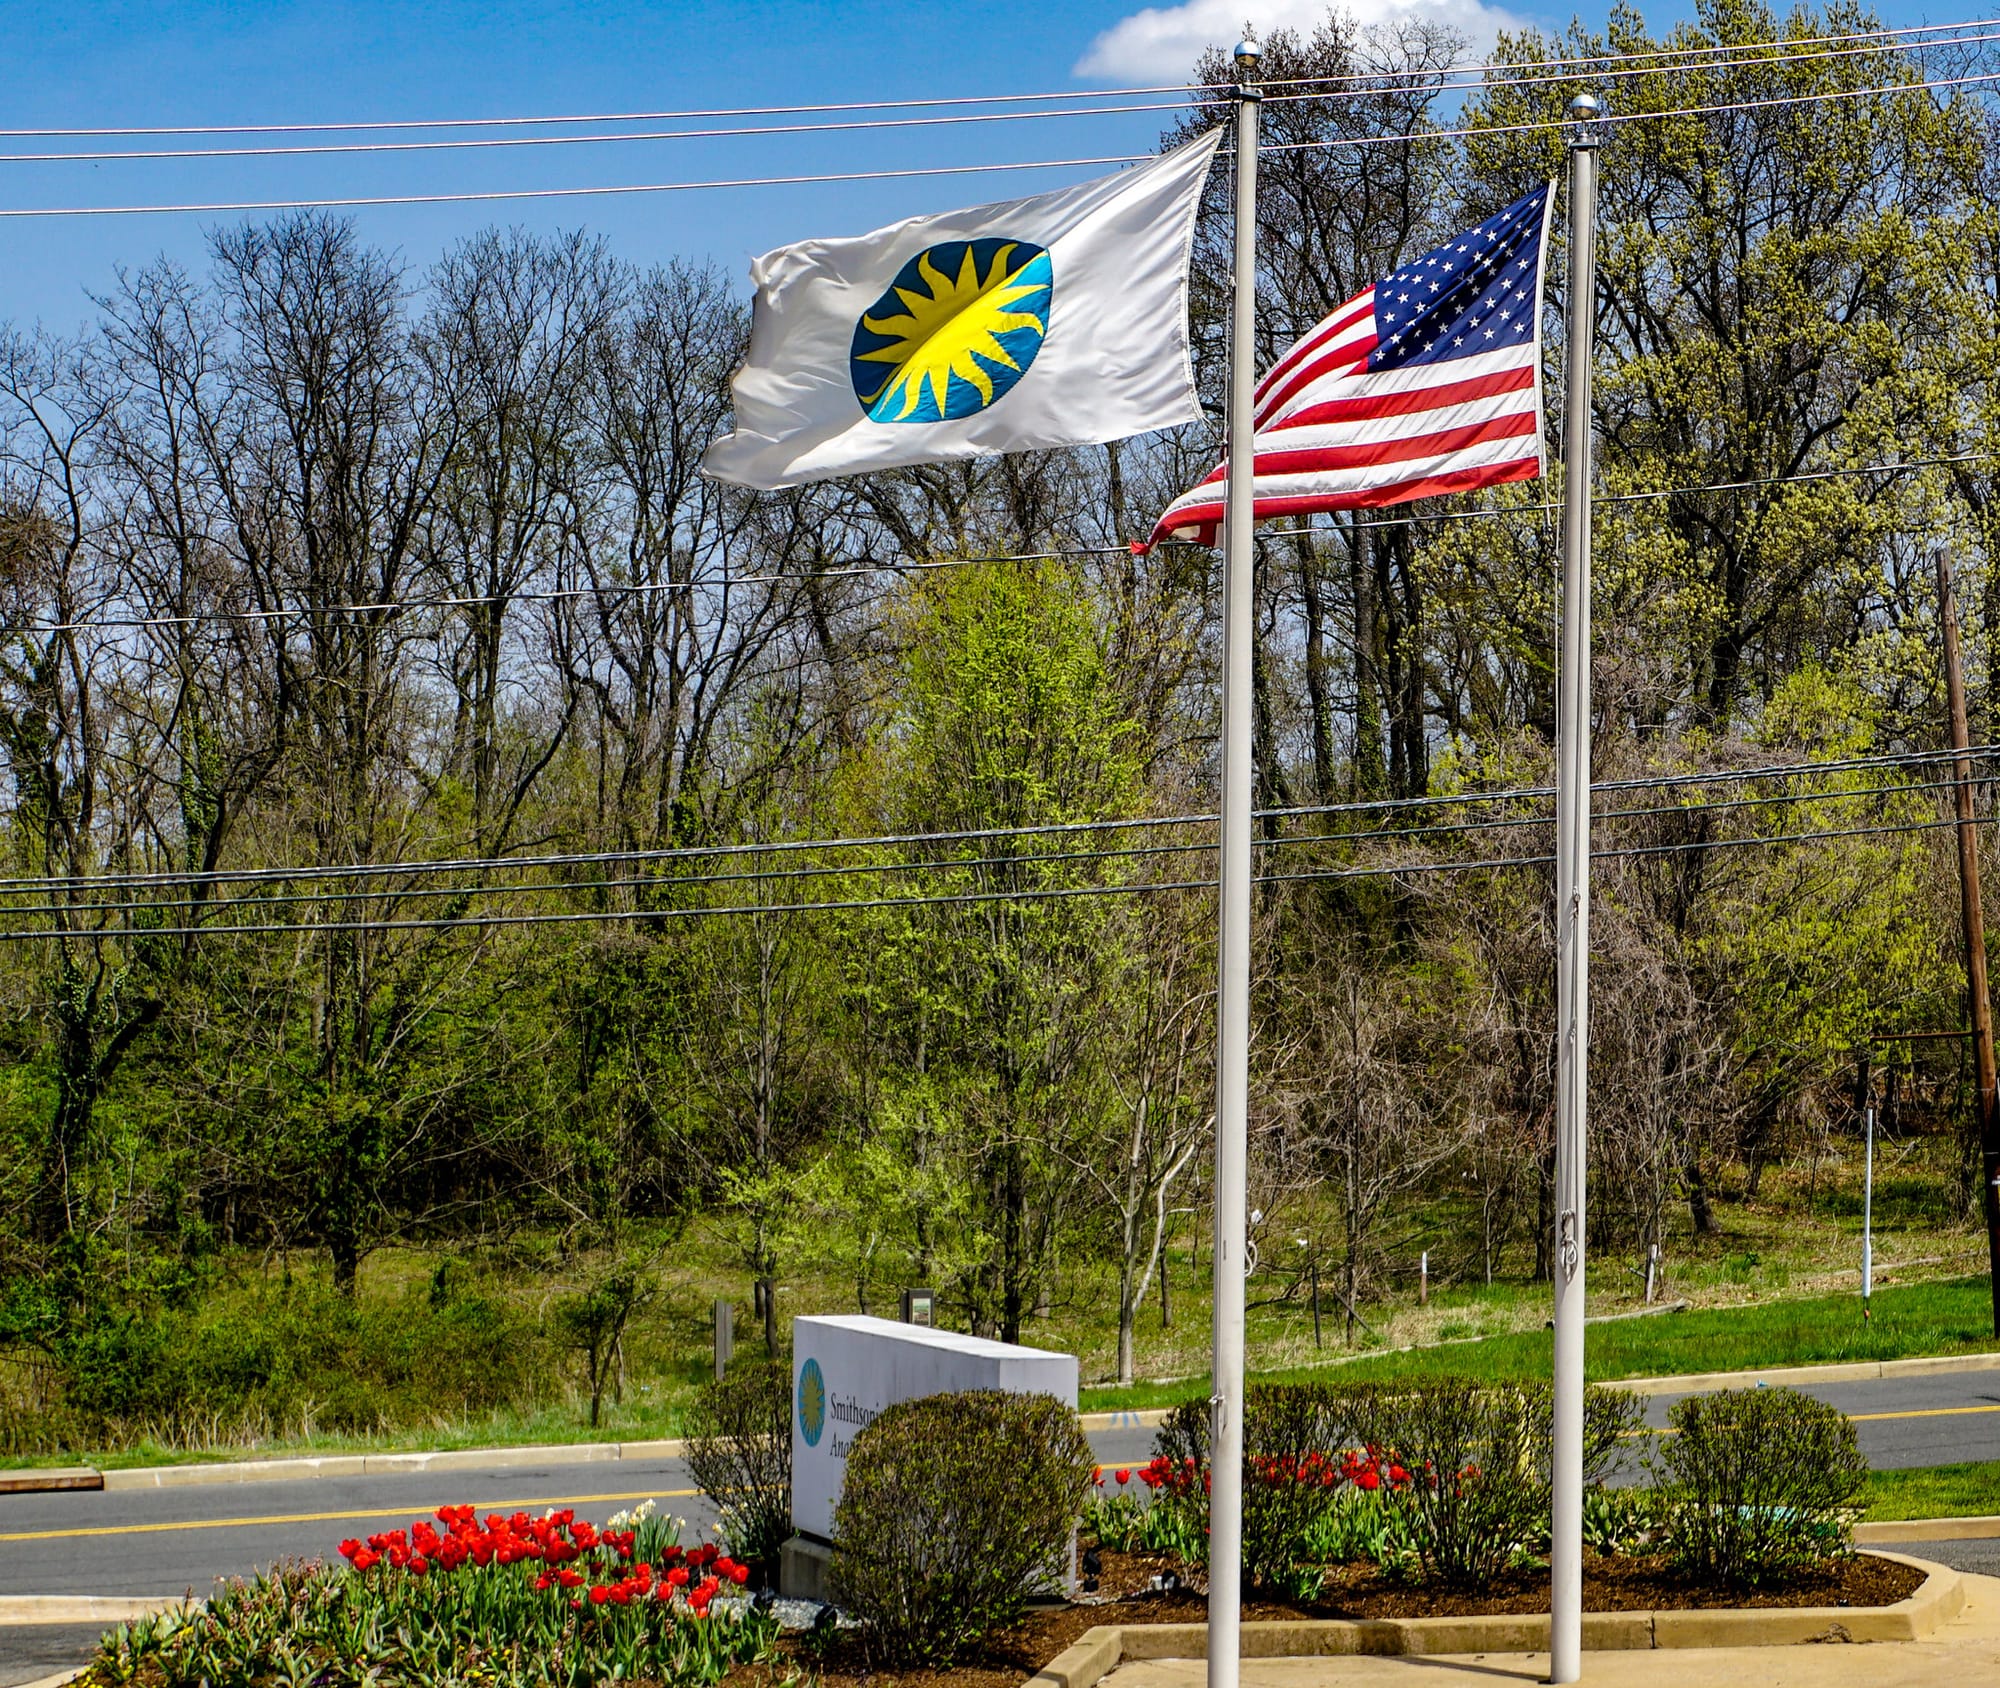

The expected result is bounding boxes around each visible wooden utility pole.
[1935,550,2000,1338]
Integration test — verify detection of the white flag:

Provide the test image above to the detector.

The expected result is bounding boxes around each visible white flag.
[701,131,1224,490]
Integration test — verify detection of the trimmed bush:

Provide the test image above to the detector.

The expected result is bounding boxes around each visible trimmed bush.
[1242,1382,1347,1593]
[830,1389,1093,1665]
[1138,1378,1639,1589]
[1334,1379,1639,1587]
[1650,1386,1865,1587]
[684,1362,792,1569]
[1146,1396,1211,1563]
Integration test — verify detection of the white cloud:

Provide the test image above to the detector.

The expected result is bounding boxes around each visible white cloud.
[1076,0,1526,83]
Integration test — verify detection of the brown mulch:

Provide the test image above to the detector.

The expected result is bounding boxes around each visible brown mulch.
[734,1549,1928,1688]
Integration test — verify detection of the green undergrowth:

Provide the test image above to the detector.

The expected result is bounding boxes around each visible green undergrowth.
[1079,1278,2000,1412]
[1864,1459,2000,1521]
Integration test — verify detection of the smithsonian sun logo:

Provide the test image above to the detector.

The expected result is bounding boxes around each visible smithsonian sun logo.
[797,1356,827,1447]
[849,239,1053,423]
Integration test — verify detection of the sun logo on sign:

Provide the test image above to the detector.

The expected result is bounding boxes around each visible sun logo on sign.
[798,1357,827,1447]
[850,239,1053,424]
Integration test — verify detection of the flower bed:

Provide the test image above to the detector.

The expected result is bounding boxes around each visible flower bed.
[84,1502,773,1688]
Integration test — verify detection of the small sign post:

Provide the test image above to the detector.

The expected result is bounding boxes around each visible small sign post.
[714,1299,734,1381]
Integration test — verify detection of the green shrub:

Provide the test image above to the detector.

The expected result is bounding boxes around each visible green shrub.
[1146,1397,1211,1564]
[1142,1377,1640,1590]
[1335,1379,1639,1587]
[1243,1382,1347,1593]
[12,1265,550,1452]
[684,1363,791,1566]
[830,1390,1093,1665]
[1650,1386,1865,1587]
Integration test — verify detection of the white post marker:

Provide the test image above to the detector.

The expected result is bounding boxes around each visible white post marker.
[1550,92,1601,1688]
[1863,1105,1876,1319]
[1208,37,1261,1688]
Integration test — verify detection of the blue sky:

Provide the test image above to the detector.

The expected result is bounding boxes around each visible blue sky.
[0,0,1959,332]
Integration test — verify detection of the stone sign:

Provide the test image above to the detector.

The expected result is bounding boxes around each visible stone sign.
[788,1314,1079,1542]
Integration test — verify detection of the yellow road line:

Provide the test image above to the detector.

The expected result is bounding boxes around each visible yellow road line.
[0,1490,698,1544]
[1638,1402,2000,1436]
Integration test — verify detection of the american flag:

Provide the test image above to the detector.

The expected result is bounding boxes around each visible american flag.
[1147,182,1556,547]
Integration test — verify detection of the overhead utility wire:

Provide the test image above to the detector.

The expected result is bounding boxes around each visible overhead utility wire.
[1251,15,1999,86]
[1258,815,1972,892]
[0,99,1201,168]
[1248,25,2000,110]
[3,13,1979,139]
[12,29,1992,167]
[0,85,1231,141]
[9,770,1969,923]
[1262,66,2000,159]
[1262,451,1995,541]
[24,454,1987,639]
[0,812,1971,942]
[1,745,1982,898]
[8,66,1996,219]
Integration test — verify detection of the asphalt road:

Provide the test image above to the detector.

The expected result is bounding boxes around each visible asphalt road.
[1637,1372,2000,1470]
[1,1385,1996,1686]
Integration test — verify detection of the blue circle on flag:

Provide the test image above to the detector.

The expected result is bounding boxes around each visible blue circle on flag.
[798,1357,827,1447]
[850,238,1053,424]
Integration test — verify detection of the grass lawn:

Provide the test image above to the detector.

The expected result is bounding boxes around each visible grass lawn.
[71,1399,694,1471]
[1866,1460,2000,1521]
[1079,1277,2000,1411]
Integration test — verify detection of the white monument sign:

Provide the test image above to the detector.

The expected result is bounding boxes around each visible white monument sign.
[790,1314,1079,1541]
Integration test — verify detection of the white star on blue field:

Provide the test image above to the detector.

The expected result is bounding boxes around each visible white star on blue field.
[1369,184,1552,372]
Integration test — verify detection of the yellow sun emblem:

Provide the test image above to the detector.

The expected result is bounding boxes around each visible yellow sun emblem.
[849,238,1053,424]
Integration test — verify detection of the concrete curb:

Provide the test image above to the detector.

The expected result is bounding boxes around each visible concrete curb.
[1857,1514,2000,1543]
[84,1439,687,1492]
[1024,1553,1963,1688]
[14,1673,89,1688]
[1602,1349,2000,1398]
[0,1596,199,1626]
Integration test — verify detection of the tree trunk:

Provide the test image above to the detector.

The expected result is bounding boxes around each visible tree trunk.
[1298,536,1336,802]
[1350,528,1386,798]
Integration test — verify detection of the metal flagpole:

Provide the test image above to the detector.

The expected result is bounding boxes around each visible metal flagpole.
[1550,90,1600,1688]
[1208,35,1260,1688]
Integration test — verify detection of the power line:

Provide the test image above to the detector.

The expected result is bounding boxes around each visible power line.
[1259,15,2000,88]
[0,84,1232,141]
[12,28,1993,168]
[0,809,1970,942]
[22,455,1989,639]
[0,98,1199,168]
[1250,24,2000,112]
[7,66,1995,219]
[2,14,1980,141]
[1263,451,1994,543]
[1258,814,1970,893]
[1,745,1983,899]
[13,767,1970,925]
[1260,66,2000,162]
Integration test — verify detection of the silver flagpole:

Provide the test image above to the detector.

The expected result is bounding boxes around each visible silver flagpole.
[1208,34,1260,1688]
[1550,90,1600,1687]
